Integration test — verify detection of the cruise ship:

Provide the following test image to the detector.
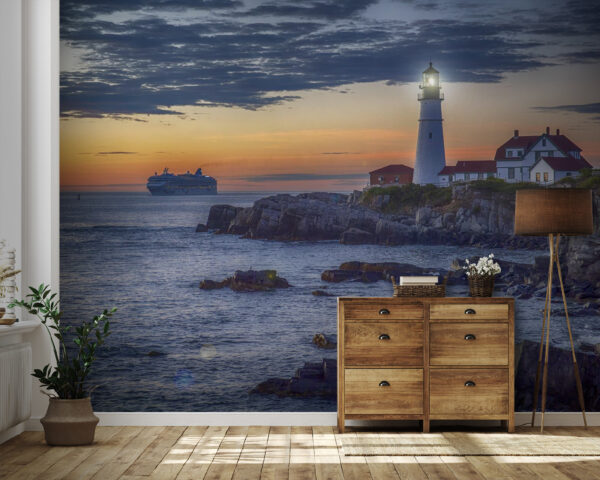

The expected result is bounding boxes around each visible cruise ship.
[146,168,217,195]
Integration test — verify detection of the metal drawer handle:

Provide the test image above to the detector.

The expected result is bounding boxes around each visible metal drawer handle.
[379,381,390,387]
[378,334,390,341]
[464,308,476,315]
[379,308,390,315]
[464,334,476,341]
[464,381,476,387]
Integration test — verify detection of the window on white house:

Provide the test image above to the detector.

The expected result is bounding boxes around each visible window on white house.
[465,173,470,180]
[566,172,572,177]
[536,172,540,182]
[508,168,515,179]
[543,172,549,182]
[478,173,484,179]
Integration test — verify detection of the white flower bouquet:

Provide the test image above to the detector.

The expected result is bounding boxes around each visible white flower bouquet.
[463,254,501,277]
[463,254,501,297]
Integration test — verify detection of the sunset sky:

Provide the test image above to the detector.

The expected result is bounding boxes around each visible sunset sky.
[60,0,600,192]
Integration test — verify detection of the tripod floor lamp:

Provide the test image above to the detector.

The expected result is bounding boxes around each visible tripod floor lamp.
[514,188,593,432]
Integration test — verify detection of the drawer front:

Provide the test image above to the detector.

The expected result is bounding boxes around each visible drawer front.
[344,302,423,322]
[345,368,423,415]
[430,368,508,416]
[430,323,508,366]
[430,303,509,322]
[345,322,423,366]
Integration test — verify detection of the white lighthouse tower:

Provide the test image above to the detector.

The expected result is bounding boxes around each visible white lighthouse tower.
[413,63,446,185]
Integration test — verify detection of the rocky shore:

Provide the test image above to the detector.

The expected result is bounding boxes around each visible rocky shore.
[202,182,600,301]
[249,341,600,410]
[199,269,290,292]
[203,185,548,248]
[250,358,336,398]
[516,340,600,411]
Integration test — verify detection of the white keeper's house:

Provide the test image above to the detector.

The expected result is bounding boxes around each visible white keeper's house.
[437,160,496,187]
[495,127,591,183]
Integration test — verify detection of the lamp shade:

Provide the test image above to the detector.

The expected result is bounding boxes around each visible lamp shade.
[514,188,593,236]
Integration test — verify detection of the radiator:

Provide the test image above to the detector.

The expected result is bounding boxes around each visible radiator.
[0,343,32,432]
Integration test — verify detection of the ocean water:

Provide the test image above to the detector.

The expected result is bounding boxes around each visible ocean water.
[60,192,596,411]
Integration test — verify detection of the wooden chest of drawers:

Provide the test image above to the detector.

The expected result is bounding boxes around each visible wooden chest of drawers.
[337,297,514,433]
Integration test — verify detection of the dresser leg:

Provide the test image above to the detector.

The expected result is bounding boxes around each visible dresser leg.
[507,417,515,433]
[422,419,430,433]
[338,417,345,433]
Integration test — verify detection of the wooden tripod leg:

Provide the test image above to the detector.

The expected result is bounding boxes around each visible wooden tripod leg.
[540,234,554,433]
[531,236,552,427]
[554,235,588,428]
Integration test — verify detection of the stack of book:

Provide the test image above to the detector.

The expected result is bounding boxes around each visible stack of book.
[398,275,439,286]
[392,275,445,297]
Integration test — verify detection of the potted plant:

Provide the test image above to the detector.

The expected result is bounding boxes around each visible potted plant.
[463,254,501,297]
[10,284,116,445]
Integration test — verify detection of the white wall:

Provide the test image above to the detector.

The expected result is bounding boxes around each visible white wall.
[0,0,59,442]
[0,0,23,256]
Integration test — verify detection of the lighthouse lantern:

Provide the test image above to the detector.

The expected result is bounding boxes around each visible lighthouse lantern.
[420,62,441,100]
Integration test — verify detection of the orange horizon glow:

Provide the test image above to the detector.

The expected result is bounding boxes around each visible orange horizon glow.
[61,77,600,192]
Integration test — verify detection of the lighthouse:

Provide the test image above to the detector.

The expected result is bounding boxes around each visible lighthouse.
[413,63,446,185]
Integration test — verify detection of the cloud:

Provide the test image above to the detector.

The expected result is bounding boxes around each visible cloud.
[244,173,367,182]
[533,102,600,121]
[96,151,138,155]
[59,0,597,118]
[535,102,600,114]
[244,0,378,20]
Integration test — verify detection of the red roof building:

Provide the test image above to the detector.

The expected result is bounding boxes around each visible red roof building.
[495,127,587,183]
[530,155,592,185]
[438,160,496,185]
[369,164,414,186]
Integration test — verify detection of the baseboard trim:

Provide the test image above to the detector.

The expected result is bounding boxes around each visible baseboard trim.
[515,412,593,427]
[0,422,26,444]
[21,412,599,429]
[95,412,337,427]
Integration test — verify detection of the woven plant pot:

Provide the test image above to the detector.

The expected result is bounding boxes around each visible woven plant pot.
[469,275,495,297]
[41,398,99,446]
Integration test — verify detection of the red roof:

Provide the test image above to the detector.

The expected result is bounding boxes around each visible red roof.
[537,156,592,172]
[369,164,414,175]
[438,160,496,175]
[494,133,582,160]
[550,135,582,154]
[494,136,537,160]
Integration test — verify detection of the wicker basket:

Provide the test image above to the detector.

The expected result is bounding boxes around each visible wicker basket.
[468,275,495,297]
[391,277,446,298]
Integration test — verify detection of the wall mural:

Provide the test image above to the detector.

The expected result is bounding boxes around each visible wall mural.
[60,0,600,412]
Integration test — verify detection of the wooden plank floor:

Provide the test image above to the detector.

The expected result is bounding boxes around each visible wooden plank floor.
[1,426,600,480]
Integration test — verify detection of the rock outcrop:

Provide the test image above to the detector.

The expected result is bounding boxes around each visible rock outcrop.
[312,333,336,349]
[204,187,545,248]
[515,340,600,411]
[206,205,244,231]
[203,183,600,300]
[199,270,290,292]
[312,290,334,297]
[321,261,449,284]
[250,359,336,398]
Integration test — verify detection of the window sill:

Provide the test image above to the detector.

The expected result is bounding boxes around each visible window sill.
[0,321,40,346]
